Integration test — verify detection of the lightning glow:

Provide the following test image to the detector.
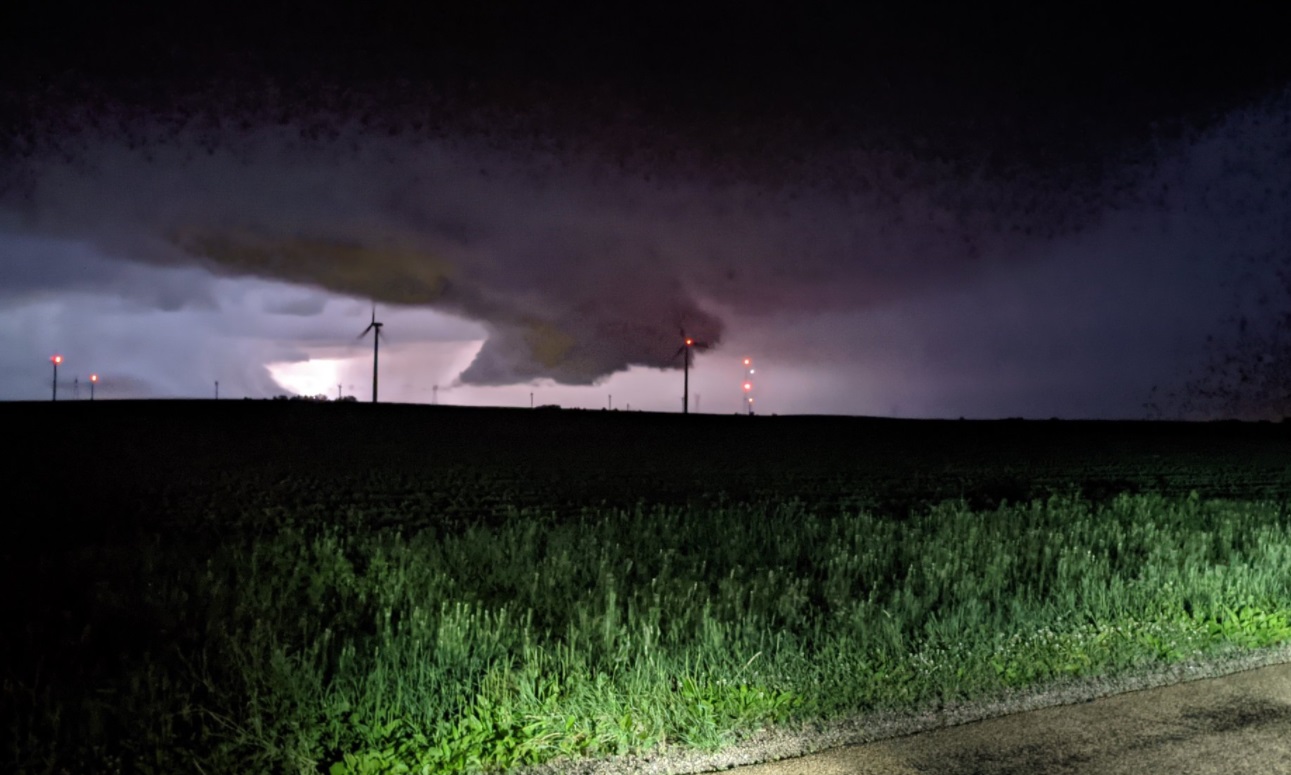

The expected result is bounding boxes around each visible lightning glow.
[266,358,349,398]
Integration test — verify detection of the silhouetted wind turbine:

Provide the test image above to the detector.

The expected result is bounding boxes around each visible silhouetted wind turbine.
[358,304,385,403]
[673,330,708,414]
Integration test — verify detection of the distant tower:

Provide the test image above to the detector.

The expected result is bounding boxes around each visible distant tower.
[742,357,755,415]
[50,354,62,401]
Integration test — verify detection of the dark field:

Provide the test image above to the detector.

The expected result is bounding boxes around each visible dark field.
[10,402,1291,539]
[4,402,1291,774]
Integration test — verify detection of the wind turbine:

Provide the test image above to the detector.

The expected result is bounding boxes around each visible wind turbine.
[358,304,385,403]
[673,330,708,414]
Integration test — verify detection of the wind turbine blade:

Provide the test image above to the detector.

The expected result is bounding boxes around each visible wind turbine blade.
[674,345,687,358]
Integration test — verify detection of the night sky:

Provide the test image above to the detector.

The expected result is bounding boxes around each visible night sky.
[3,3,1290,417]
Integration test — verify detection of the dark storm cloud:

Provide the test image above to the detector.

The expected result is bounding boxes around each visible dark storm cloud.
[263,294,328,317]
[2,3,1290,401]
[0,289,291,401]
[1139,92,1291,418]
[0,235,218,311]
[0,119,1093,386]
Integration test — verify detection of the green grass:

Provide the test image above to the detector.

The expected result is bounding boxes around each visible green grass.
[8,489,1291,774]
[5,404,1291,773]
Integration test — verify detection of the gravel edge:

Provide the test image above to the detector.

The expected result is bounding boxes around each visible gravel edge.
[513,642,1291,775]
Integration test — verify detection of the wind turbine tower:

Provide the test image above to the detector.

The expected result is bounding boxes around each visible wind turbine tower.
[673,331,708,414]
[358,305,385,403]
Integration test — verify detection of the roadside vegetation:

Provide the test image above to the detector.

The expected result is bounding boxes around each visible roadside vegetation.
[4,403,1291,774]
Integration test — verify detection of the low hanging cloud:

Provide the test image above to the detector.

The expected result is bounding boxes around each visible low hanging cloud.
[1,80,1290,399]
[0,125,1096,381]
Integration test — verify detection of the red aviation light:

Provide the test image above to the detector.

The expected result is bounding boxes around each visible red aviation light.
[90,374,98,382]
[743,382,752,391]
[51,354,62,364]
[685,338,693,346]
[743,358,751,366]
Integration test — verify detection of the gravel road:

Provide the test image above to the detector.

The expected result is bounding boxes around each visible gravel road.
[738,659,1291,775]
[520,645,1291,775]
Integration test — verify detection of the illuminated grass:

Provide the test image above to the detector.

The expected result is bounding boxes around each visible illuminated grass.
[11,491,1290,773]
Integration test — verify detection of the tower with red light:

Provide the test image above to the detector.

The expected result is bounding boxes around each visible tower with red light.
[50,354,62,401]
[743,357,755,415]
[674,332,707,414]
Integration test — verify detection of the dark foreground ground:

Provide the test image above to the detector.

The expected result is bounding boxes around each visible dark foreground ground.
[4,401,1291,773]
[6,400,1291,545]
